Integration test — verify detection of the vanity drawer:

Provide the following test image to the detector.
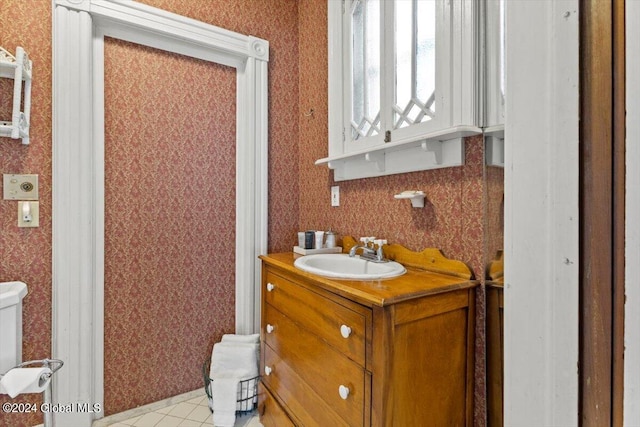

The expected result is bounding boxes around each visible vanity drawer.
[264,270,367,366]
[263,344,361,427]
[257,382,295,427]
[263,305,366,426]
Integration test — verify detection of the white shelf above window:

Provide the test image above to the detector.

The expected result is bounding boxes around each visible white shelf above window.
[316,125,482,181]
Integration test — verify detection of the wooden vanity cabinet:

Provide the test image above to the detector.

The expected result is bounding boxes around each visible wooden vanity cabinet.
[258,252,477,426]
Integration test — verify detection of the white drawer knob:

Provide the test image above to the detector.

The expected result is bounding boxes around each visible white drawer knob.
[264,366,272,376]
[266,324,274,333]
[340,324,352,338]
[266,283,275,292]
[338,385,350,400]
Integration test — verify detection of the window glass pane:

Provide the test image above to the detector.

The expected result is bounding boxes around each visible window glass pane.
[394,0,436,129]
[365,0,380,121]
[395,0,412,110]
[351,0,380,140]
[352,1,364,129]
[415,0,436,102]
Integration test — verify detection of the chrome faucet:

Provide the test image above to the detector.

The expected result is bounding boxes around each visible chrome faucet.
[349,237,388,263]
[348,237,375,257]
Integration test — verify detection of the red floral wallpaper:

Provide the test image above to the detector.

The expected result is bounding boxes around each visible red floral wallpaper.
[0,0,501,425]
[136,0,301,254]
[102,38,238,414]
[486,165,505,274]
[0,1,53,426]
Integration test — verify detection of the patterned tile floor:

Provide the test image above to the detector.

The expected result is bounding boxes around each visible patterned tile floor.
[105,395,262,427]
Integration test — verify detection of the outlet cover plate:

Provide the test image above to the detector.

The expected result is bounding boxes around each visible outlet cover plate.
[3,174,39,200]
[331,185,340,207]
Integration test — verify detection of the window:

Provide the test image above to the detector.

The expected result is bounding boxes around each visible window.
[321,0,482,181]
[349,0,381,142]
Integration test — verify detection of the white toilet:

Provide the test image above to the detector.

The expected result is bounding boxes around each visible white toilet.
[0,281,28,374]
[1,281,64,426]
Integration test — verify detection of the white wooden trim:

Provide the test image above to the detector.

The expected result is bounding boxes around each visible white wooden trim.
[625,1,640,424]
[325,0,480,181]
[253,59,269,333]
[52,1,268,425]
[503,1,579,426]
[327,0,343,159]
[51,7,95,426]
[484,0,504,128]
[92,28,106,415]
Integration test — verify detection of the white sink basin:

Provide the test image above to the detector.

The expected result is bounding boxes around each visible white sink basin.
[0,281,28,309]
[294,254,406,280]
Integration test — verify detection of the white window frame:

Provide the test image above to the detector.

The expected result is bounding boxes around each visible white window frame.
[52,1,268,425]
[484,0,505,167]
[321,0,482,181]
[484,0,505,130]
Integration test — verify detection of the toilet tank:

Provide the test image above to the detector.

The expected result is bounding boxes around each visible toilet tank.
[0,281,28,374]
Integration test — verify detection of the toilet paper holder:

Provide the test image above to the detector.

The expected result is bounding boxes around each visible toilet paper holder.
[0,358,64,377]
[10,358,64,384]
[0,358,64,427]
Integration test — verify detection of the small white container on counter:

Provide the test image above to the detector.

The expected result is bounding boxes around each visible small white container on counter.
[325,231,336,248]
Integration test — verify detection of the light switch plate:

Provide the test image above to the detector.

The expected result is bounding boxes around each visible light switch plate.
[331,185,340,207]
[3,174,39,200]
[18,201,39,228]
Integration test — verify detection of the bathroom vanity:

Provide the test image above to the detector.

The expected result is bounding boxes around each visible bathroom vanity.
[257,244,477,426]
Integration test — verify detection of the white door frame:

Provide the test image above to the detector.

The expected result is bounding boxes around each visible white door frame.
[625,1,640,423]
[504,1,579,425]
[52,1,268,425]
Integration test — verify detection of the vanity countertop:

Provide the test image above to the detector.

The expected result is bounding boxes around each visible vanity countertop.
[260,252,478,308]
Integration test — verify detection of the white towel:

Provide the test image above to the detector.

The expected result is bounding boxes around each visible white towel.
[209,340,260,414]
[209,342,259,381]
[221,333,259,344]
[211,369,248,427]
[221,334,260,375]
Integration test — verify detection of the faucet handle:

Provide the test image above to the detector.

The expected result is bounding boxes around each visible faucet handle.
[360,236,375,245]
[373,239,387,247]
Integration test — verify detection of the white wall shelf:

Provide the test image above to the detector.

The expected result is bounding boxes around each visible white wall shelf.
[394,190,426,208]
[0,46,32,145]
[316,125,481,181]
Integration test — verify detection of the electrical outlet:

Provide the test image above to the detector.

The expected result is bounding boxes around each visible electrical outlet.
[331,186,340,207]
[3,174,39,200]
